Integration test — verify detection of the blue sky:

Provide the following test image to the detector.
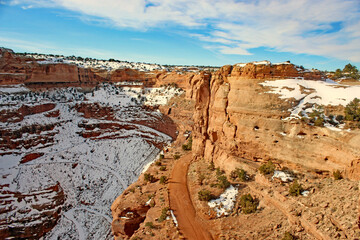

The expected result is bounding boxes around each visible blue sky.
[0,0,360,71]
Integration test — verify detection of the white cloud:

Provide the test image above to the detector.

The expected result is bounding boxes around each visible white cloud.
[218,46,252,55]
[8,0,360,62]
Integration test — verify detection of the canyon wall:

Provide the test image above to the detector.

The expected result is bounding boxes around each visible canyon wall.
[0,48,191,87]
[190,64,360,180]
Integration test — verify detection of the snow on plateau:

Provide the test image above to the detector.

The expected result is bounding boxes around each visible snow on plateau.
[260,79,360,119]
[0,83,180,239]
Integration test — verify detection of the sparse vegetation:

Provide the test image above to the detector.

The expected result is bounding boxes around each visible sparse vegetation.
[208,161,215,171]
[173,154,180,160]
[282,232,295,240]
[145,222,155,229]
[289,180,304,196]
[309,107,325,127]
[160,176,167,184]
[216,175,231,189]
[131,236,142,240]
[333,63,359,80]
[230,168,248,181]
[198,189,213,201]
[345,98,360,122]
[158,207,169,222]
[144,173,156,183]
[333,170,343,180]
[239,194,258,214]
[159,154,164,160]
[182,136,192,151]
[336,114,344,123]
[259,160,275,175]
[216,168,225,177]
[155,161,161,166]
[159,166,167,171]
[198,173,206,185]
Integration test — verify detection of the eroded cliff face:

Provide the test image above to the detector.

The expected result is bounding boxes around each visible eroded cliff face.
[190,63,360,180]
[0,48,192,88]
[0,183,65,239]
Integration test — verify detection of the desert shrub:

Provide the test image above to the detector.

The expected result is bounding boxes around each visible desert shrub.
[198,190,213,201]
[230,168,248,181]
[144,173,156,183]
[345,98,360,122]
[159,154,164,160]
[333,170,343,180]
[208,161,215,171]
[309,108,325,127]
[215,168,225,177]
[336,115,344,123]
[159,166,167,171]
[289,180,304,196]
[160,176,167,184]
[182,136,192,151]
[155,161,161,166]
[173,154,180,160]
[259,160,275,175]
[327,115,339,126]
[145,222,154,229]
[217,175,231,189]
[198,174,206,185]
[131,237,142,240]
[282,232,295,240]
[240,194,258,214]
[158,207,169,222]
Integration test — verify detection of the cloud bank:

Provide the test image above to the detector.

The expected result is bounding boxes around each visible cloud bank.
[8,0,360,62]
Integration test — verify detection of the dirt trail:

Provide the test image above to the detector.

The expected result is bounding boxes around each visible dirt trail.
[169,153,213,240]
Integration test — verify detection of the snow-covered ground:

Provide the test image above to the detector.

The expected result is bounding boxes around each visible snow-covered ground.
[260,78,360,121]
[235,60,292,67]
[24,53,219,73]
[0,83,180,239]
[208,185,238,217]
[28,54,166,72]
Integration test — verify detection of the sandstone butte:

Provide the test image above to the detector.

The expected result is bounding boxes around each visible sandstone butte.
[1,47,359,239]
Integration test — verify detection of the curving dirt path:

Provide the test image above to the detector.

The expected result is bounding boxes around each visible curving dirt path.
[169,153,213,240]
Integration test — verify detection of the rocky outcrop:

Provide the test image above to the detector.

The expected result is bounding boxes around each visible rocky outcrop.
[0,48,35,84]
[190,64,360,180]
[0,182,65,239]
[0,103,56,123]
[230,62,323,80]
[20,152,45,163]
[0,48,193,87]
[0,124,56,151]
[75,102,115,120]
[112,205,150,238]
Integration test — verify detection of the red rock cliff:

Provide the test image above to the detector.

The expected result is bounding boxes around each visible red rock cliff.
[190,64,360,180]
[0,48,193,87]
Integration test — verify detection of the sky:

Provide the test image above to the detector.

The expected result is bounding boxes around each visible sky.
[0,0,360,71]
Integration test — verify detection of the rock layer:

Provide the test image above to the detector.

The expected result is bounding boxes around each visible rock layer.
[0,183,65,239]
[0,48,192,88]
[190,64,360,180]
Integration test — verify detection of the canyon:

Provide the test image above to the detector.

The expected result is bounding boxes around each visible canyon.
[0,47,359,239]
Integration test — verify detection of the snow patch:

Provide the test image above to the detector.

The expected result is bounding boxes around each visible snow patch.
[0,84,30,93]
[208,185,238,217]
[301,190,310,197]
[260,79,360,120]
[170,210,178,227]
[272,170,294,182]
